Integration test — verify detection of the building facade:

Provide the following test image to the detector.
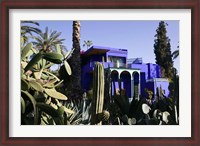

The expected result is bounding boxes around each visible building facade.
[81,46,169,102]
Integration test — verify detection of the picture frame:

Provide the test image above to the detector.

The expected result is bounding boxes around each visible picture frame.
[0,0,199,145]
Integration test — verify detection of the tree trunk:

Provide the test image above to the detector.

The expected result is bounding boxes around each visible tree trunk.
[68,21,81,99]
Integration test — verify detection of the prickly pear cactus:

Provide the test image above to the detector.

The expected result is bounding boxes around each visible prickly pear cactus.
[91,62,105,125]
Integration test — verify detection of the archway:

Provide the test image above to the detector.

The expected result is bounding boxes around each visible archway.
[111,70,119,96]
[120,71,131,98]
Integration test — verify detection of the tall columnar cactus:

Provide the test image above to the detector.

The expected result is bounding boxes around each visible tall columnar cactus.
[91,62,105,125]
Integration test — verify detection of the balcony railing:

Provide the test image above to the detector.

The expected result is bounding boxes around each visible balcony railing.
[112,62,127,68]
[89,61,128,68]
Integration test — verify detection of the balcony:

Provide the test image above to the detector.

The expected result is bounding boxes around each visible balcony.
[88,61,127,69]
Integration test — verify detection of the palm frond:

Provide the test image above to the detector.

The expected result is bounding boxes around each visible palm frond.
[21,26,42,35]
[32,27,65,52]
[44,27,49,41]
[21,21,40,26]
[49,30,57,38]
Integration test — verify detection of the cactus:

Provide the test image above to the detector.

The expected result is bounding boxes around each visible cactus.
[36,103,64,125]
[43,52,63,64]
[36,103,60,117]
[57,106,65,116]
[44,88,68,100]
[121,115,136,125]
[21,79,29,91]
[29,80,43,92]
[142,103,151,114]
[64,60,72,75]
[91,62,105,125]
[21,97,26,114]
[21,43,33,60]
[128,117,137,125]
[104,69,111,103]
[24,52,43,72]
[97,110,110,122]
[21,90,39,124]
[20,27,76,125]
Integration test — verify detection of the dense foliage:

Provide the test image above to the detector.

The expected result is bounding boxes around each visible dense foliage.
[154,21,174,79]
[21,21,179,125]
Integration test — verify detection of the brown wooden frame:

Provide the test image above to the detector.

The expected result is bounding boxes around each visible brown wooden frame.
[0,0,199,145]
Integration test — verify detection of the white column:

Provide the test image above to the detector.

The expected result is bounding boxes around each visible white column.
[137,73,141,101]
[131,76,134,99]
[118,73,121,96]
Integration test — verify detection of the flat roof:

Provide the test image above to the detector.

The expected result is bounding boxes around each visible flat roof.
[82,45,127,57]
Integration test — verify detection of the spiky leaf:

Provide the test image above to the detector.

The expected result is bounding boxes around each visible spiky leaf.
[63,106,75,114]
[41,114,56,125]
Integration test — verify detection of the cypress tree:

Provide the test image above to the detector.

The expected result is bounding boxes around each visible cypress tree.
[154,21,174,79]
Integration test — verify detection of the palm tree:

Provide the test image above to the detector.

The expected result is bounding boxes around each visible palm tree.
[68,21,81,98]
[21,21,41,35]
[32,27,65,52]
[83,40,93,49]
[21,21,42,45]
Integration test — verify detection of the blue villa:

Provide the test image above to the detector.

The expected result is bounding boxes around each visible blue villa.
[81,46,169,102]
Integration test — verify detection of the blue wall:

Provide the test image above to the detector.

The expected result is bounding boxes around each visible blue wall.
[81,46,170,100]
[147,63,161,79]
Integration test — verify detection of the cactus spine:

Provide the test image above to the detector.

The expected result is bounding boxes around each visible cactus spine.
[91,62,105,125]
